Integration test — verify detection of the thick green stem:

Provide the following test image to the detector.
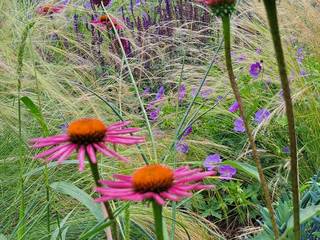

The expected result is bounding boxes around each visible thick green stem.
[221,14,280,239]
[262,1,300,239]
[152,201,164,240]
[89,160,118,240]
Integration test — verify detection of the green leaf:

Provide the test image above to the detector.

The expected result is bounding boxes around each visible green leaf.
[223,160,259,181]
[50,181,104,222]
[79,203,129,240]
[281,205,320,238]
[21,96,48,134]
[50,210,73,240]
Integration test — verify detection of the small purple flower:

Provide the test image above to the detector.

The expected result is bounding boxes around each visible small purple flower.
[296,47,304,65]
[191,87,197,98]
[256,48,262,55]
[300,69,307,77]
[84,2,91,9]
[155,86,165,100]
[229,101,239,113]
[219,165,237,180]
[234,117,245,133]
[59,123,68,133]
[178,84,186,102]
[183,126,192,137]
[236,54,246,63]
[143,87,151,96]
[176,141,189,154]
[215,95,223,104]
[254,108,271,124]
[283,146,290,154]
[249,62,262,79]
[200,88,213,99]
[203,154,221,171]
[149,108,160,121]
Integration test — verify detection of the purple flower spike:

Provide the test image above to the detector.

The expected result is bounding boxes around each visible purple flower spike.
[249,62,262,79]
[229,101,239,113]
[300,70,307,77]
[143,87,151,96]
[219,165,237,180]
[149,108,160,121]
[201,88,214,99]
[183,126,192,137]
[283,146,290,154]
[176,141,189,154]
[203,154,221,171]
[234,118,245,133]
[155,86,165,100]
[296,47,304,65]
[178,84,186,102]
[255,108,271,124]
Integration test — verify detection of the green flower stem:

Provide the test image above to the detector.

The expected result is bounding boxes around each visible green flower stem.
[89,159,118,240]
[262,1,300,239]
[152,201,164,240]
[221,14,280,239]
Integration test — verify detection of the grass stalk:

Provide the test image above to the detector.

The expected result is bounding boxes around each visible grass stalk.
[221,14,280,239]
[102,7,156,162]
[262,1,300,238]
[16,21,35,240]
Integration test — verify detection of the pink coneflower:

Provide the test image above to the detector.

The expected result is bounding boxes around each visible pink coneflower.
[36,3,65,15]
[95,164,215,205]
[91,15,125,31]
[197,0,235,7]
[30,118,144,171]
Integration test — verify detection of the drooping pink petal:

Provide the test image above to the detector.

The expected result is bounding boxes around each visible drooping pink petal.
[86,144,97,164]
[106,128,141,135]
[107,121,132,130]
[78,145,86,172]
[56,144,77,164]
[30,134,69,143]
[175,172,215,184]
[105,136,145,145]
[151,193,165,205]
[34,144,70,159]
[168,188,192,197]
[99,180,132,188]
[46,144,74,161]
[113,174,132,181]
[160,192,180,201]
[94,143,129,162]
[32,139,69,148]
[174,169,201,178]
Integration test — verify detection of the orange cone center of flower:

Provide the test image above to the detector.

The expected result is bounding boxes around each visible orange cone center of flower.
[67,118,106,145]
[132,164,174,193]
[100,15,108,22]
[42,4,53,13]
